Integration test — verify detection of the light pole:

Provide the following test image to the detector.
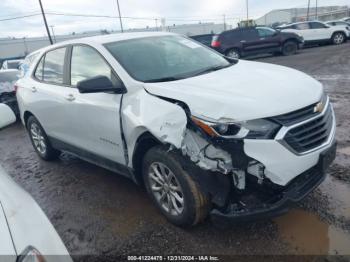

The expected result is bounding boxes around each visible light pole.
[223,14,227,31]
[38,0,53,44]
[116,0,124,32]
[307,0,311,21]
[155,19,158,31]
[246,0,249,21]
[315,0,318,20]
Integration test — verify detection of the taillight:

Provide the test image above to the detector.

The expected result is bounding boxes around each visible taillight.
[211,40,221,48]
[211,35,221,48]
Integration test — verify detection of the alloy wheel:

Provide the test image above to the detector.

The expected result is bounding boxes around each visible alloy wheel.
[30,123,47,155]
[227,50,240,59]
[148,162,184,216]
[334,34,344,45]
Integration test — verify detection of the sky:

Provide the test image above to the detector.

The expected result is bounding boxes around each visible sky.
[0,0,349,38]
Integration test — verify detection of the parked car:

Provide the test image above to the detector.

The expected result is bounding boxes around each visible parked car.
[0,69,20,116]
[190,34,214,47]
[1,59,23,70]
[211,26,304,59]
[278,21,350,45]
[326,20,350,28]
[341,17,350,23]
[17,32,336,227]
[0,104,71,262]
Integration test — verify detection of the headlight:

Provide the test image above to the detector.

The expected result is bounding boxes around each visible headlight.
[17,246,46,262]
[191,117,280,139]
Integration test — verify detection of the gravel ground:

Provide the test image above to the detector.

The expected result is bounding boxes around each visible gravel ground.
[0,42,350,261]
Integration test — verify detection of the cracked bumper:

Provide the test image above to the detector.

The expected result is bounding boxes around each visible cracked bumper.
[210,141,337,224]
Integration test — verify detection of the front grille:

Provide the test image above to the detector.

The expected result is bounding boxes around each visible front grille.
[283,105,333,153]
[271,103,319,126]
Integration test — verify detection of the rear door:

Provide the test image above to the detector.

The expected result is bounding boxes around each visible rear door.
[240,28,262,54]
[62,44,126,164]
[285,23,312,41]
[309,22,332,40]
[28,47,73,141]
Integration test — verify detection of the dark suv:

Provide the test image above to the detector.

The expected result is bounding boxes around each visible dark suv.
[211,27,304,59]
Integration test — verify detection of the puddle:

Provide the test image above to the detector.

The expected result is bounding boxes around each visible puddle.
[275,210,350,255]
[319,176,350,219]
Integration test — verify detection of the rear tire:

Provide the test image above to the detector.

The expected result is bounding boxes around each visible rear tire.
[332,32,346,45]
[282,41,298,56]
[27,116,60,161]
[142,146,210,227]
[226,48,241,59]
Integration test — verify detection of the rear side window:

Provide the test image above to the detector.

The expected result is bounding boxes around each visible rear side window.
[34,56,45,81]
[295,23,310,30]
[241,29,258,40]
[310,22,327,29]
[70,45,116,86]
[43,48,66,84]
[221,30,241,41]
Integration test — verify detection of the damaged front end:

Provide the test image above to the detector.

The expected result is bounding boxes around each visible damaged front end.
[178,112,336,224]
[124,88,336,223]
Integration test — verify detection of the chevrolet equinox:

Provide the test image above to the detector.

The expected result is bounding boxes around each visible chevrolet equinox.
[16,32,337,227]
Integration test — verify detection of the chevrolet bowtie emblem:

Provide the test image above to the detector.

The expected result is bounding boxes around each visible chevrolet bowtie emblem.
[314,102,324,113]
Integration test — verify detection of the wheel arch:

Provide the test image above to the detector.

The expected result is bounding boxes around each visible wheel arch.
[23,111,35,128]
[131,131,163,186]
[331,31,347,38]
[282,38,299,46]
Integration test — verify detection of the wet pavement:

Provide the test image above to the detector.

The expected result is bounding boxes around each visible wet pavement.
[0,43,350,260]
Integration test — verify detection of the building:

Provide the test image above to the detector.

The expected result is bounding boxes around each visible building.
[0,31,104,61]
[0,22,228,60]
[255,5,350,27]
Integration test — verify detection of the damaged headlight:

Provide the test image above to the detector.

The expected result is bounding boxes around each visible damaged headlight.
[192,117,280,139]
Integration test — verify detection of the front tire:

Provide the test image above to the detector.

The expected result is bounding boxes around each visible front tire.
[27,116,60,161]
[332,32,346,45]
[143,146,210,227]
[282,41,298,56]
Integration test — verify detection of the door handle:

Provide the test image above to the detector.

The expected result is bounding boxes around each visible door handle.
[260,38,266,40]
[65,94,75,102]
[31,87,37,93]
[240,40,246,43]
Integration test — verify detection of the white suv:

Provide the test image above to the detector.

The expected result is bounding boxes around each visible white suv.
[16,32,336,226]
[279,21,350,45]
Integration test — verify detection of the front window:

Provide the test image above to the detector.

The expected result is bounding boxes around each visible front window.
[70,45,117,86]
[257,27,276,37]
[105,35,231,83]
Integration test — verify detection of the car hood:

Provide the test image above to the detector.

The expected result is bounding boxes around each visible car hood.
[0,165,71,259]
[143,60,323,122]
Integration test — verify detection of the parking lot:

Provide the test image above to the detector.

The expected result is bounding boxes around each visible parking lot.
[0,42,350,259]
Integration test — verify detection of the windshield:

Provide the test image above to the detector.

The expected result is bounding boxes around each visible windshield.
[105,35,231,82]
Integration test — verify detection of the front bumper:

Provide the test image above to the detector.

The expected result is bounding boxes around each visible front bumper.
[210,141,336,224]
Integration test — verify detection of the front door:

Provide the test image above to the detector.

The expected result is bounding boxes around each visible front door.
[63,45,126,164]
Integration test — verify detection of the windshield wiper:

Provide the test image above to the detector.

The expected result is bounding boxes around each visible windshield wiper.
[144,76,184,83]
[192,64,232,77]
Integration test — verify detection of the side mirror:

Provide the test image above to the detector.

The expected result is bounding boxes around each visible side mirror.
[77,76,126,94]
[0,104,16,129]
